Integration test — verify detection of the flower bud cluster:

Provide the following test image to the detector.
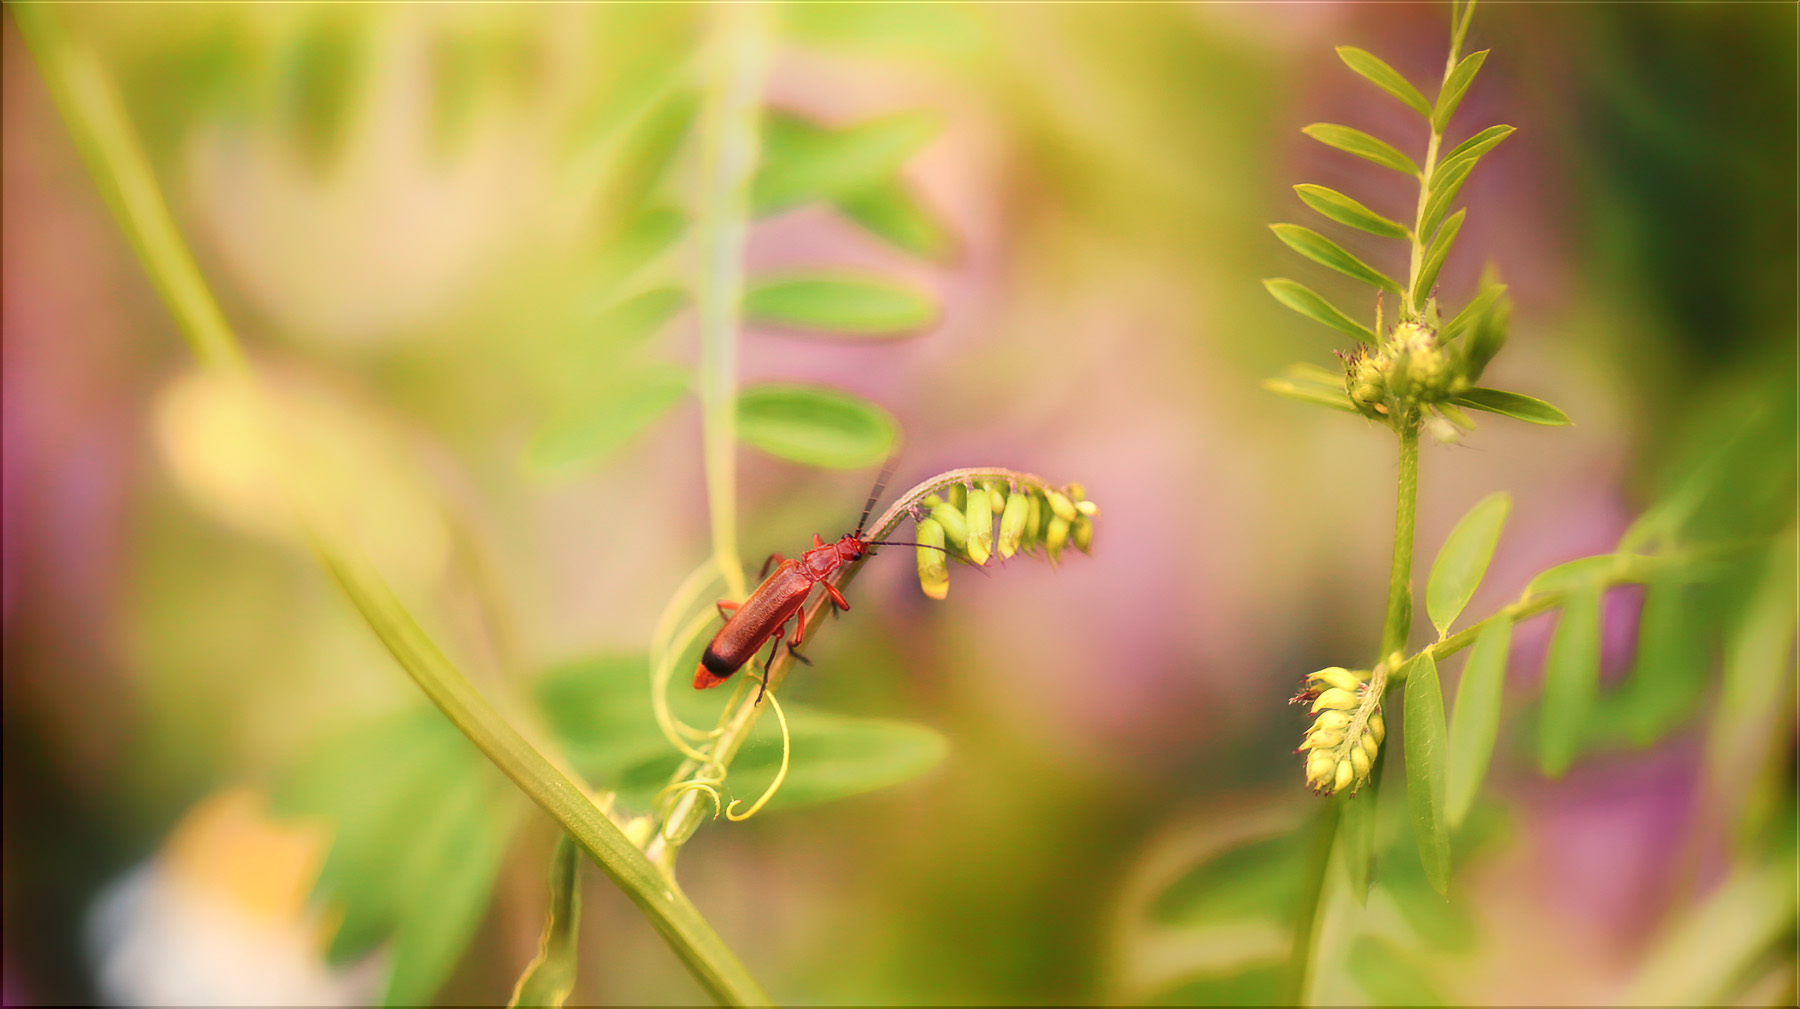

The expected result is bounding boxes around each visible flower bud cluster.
[912,480,1097,599]
[1341,320,1473,425]
[1291,666,1385,795]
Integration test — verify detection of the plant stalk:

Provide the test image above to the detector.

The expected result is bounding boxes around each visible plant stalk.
[19,9,768,1004]
[694,1,771,602]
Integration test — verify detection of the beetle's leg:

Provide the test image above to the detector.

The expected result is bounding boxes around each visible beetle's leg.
[754,623,786,704]
[715,599,741,621]
[823,582,851,611]
[758,553,786,580]
[783,607,814,666]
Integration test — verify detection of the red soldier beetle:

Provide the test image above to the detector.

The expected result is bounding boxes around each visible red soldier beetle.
[695,468,946,702]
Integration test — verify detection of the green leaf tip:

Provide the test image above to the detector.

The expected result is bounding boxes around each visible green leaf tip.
[1301,123,1420,177]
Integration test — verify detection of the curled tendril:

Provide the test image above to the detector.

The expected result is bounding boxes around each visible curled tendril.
[725,681,790,822]
[656,776,724,838]
[651,560,732,760]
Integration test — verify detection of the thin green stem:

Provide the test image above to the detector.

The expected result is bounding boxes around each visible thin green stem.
[1382,424,1421,660]
[694,2,771,602]
[20,8,767,1004]
[1404,1,1468,316]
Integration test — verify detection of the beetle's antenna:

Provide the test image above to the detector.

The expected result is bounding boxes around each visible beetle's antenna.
[864,539,950,554]
[854,461,897,538]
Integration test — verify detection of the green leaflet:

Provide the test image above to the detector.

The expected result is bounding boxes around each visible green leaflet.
[528,364,691,473]
[1269,224,1401,293]
[535,655,949,813]
[1403,652,1451,896]
[1538,585,1602,778]
[1262,277,1377,342]
[1294,184,1410,240]
[1432,49,1489,133]
[508,835,582,1009]
[1418,157,1474,243]
[272,708,522,1006]
[1440,124,1515,172]
[1426,492,1511,636]
[737,382,899,469]
[1445,619,1511,830]
[835,177,954,259]
[1412,209,1465,311]
[1301,122,1420,176]
[1452,387,1572,426]
[744,274,936,336]
[754,109,939,215]
[1336,46,1431,118]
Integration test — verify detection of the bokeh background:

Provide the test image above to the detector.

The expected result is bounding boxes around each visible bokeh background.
[4,3,1794,1005]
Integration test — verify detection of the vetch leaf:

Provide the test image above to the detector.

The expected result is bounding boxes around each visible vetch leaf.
[1619,572,1710,746]
[1445,619,1510,829]
[1336,46,1432,118]
[732,708,948,810]
[1262,376,1357,413]
[1526,554,1623,596]
[744,274,935,336]
[1452,387,1572,426]
[508,834,581,1009]
[1538,585,1602,778]
[1432,50,1489,133]
[1301,123,1419,176]
[529,364,690,472]
[383,772,519,1007]
[1261,277,1376,342]
[1269,224,1401,293]
[835,178,953,259]
[1443,274,1506,342]
[1412,209,1465,311]
[1403,652,1451,896]
[1338,766,1382,905]
[738,383,899,469]
[1418,156,1475,243]
[754,109,938,215]
[1439,124,1515,172]
[1294,184,1409,240]
[1427,492,1511,636]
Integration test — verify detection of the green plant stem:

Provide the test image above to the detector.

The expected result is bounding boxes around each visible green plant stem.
[19,9,768,1004]
[1382,423,1421,660]
[1404,2,1468,314]
[646,468,1061,863]
[694,2,771,602]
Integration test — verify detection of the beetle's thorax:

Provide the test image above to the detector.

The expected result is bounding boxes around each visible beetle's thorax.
[802,534,866,577]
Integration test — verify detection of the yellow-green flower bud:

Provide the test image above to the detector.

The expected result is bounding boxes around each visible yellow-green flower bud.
[947,482,967,512]
[1076,499,1100,517]
[1333,759,1354,794]
[1045,489,1078,522]
[1308,667,1364,692]
[916,518,948,600]
[1067,481,1086,500]
[998,489,1029,558]
[1072,515,1094,553]
[1360,732,1380,760]
[1045,515,1070,562]
[1310,687,1359,712]
[986,481,1006,513]
[1368,712,1386,745]
[1349,743,1372,778]
[1305,729,1344,750]
[1307,751,1336,785]
[1024,492,1043,547]
[929,499,970,550]
[963,482,993,565]
[1313,710,1351,732]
